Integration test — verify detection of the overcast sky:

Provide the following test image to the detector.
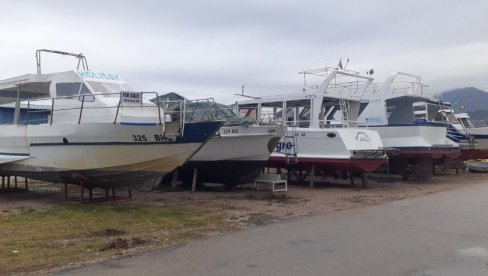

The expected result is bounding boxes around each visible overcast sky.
[2,0,488,103]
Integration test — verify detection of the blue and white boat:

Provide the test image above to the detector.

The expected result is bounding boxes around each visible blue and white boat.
[359,72,460,177]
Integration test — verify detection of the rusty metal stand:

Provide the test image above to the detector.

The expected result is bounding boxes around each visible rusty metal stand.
[191,168,198,192]
[310,164,315,188]
[80,180,84,203]
[64,182,69,201]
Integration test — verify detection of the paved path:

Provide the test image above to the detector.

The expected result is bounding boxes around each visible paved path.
[62,183,488,276]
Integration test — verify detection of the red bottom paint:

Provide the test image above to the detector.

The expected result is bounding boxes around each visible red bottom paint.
[393,150,461,160]
[459,149,488,160]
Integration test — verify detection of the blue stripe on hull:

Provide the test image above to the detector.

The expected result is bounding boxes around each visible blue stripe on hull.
[29,121,224,147]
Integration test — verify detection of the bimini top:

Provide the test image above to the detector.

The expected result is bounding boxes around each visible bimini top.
[0,70,130,105]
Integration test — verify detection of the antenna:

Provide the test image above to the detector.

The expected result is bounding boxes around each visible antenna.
[234,84,261,99]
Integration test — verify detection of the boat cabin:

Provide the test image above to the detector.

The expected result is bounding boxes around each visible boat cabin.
[0,70,160,124]
[359,72,445,126]
[235,68,373,128]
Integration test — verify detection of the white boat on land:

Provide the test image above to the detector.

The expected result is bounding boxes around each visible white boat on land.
[451,112,488,158]
[420,104,488,160]
[465,161,488,173]
[235,68,387,182]
[154,93,284,186]
[359,72,460,178]
[0,50,223,189]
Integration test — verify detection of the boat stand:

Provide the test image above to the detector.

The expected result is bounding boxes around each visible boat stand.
[191,168,198,192]
[0,175,29,193]
[63,180,133,203]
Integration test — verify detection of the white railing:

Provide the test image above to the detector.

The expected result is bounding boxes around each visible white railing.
[24,92,217,133]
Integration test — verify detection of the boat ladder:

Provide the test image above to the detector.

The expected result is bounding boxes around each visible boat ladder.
[459,119,476,149]
[339,98,350,126]
[284,125,298,164]
[439,99,476,150]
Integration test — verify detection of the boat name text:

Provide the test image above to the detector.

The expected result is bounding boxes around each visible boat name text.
[276,142,294,152]
[154,134,173,142]
[221,128,239,134]
[131,134,173,142]
[78,71,122,81]
[132,135,147,142]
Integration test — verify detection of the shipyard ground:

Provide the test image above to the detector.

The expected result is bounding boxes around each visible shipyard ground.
[0,171,488,274]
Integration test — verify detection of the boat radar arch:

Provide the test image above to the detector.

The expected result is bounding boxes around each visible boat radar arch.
[36,49,89,74]
[379,72,426,98]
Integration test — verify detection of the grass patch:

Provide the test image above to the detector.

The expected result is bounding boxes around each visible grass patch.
[0,203,234,274]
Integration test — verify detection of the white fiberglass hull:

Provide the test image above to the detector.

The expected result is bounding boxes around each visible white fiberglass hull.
[0,121,221,188]
[368,125,460,159]
[269,127,386,173]
[469,127,488,150]
[180,124,283,185]
[190,125,283,162]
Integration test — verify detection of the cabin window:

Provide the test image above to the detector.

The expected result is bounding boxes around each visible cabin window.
[56,82,85,98]
[87,81,131,97]
[427,104,441,122]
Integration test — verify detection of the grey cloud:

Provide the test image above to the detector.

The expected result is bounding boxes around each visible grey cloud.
[1,0,488,103]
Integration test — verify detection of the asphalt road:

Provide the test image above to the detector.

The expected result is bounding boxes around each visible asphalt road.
[62,183,488,276]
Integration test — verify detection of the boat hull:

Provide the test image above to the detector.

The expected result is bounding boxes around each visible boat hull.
[466,162,488,173]
[0,121,222,189]
[268,127,386,173]
[368,125,460,160]
[178,125,283,185]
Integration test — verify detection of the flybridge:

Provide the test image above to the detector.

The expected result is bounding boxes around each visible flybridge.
[77,70,125,83]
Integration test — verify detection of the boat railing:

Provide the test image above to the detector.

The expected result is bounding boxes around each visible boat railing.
[383,79,429,97]
[280,119,369,129]
[25,92,164,125]
[298,67,374,99]
[154,97,217,136]
[469,119,488,128]
[25,92,217,135]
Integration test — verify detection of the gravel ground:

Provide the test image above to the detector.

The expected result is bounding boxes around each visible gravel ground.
[2,170,484,226]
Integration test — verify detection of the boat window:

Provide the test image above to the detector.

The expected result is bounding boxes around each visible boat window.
[427,104,441,122]
[87,81,131,97]
[459,117,472,128]
[299,107,310,127]
[442,111,457,123]
[56,82,83,98]
[215,103,237,119]
[413,105,426,112]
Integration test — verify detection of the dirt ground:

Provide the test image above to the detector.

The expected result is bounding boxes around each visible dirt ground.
[2,170,486,226]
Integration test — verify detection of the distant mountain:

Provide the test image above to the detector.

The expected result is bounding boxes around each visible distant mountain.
[441,87,488,122]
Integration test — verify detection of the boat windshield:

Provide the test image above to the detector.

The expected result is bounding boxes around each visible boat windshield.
[441,110,458,123]
[87,81,132,97]
[56,82,91,98]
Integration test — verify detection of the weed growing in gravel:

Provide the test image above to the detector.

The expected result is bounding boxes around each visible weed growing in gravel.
[0,203,234,274]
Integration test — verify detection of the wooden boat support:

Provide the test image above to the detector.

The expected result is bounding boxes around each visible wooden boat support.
[0,175,29,192]
[279,165,371,189]
[63,179,133,202]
